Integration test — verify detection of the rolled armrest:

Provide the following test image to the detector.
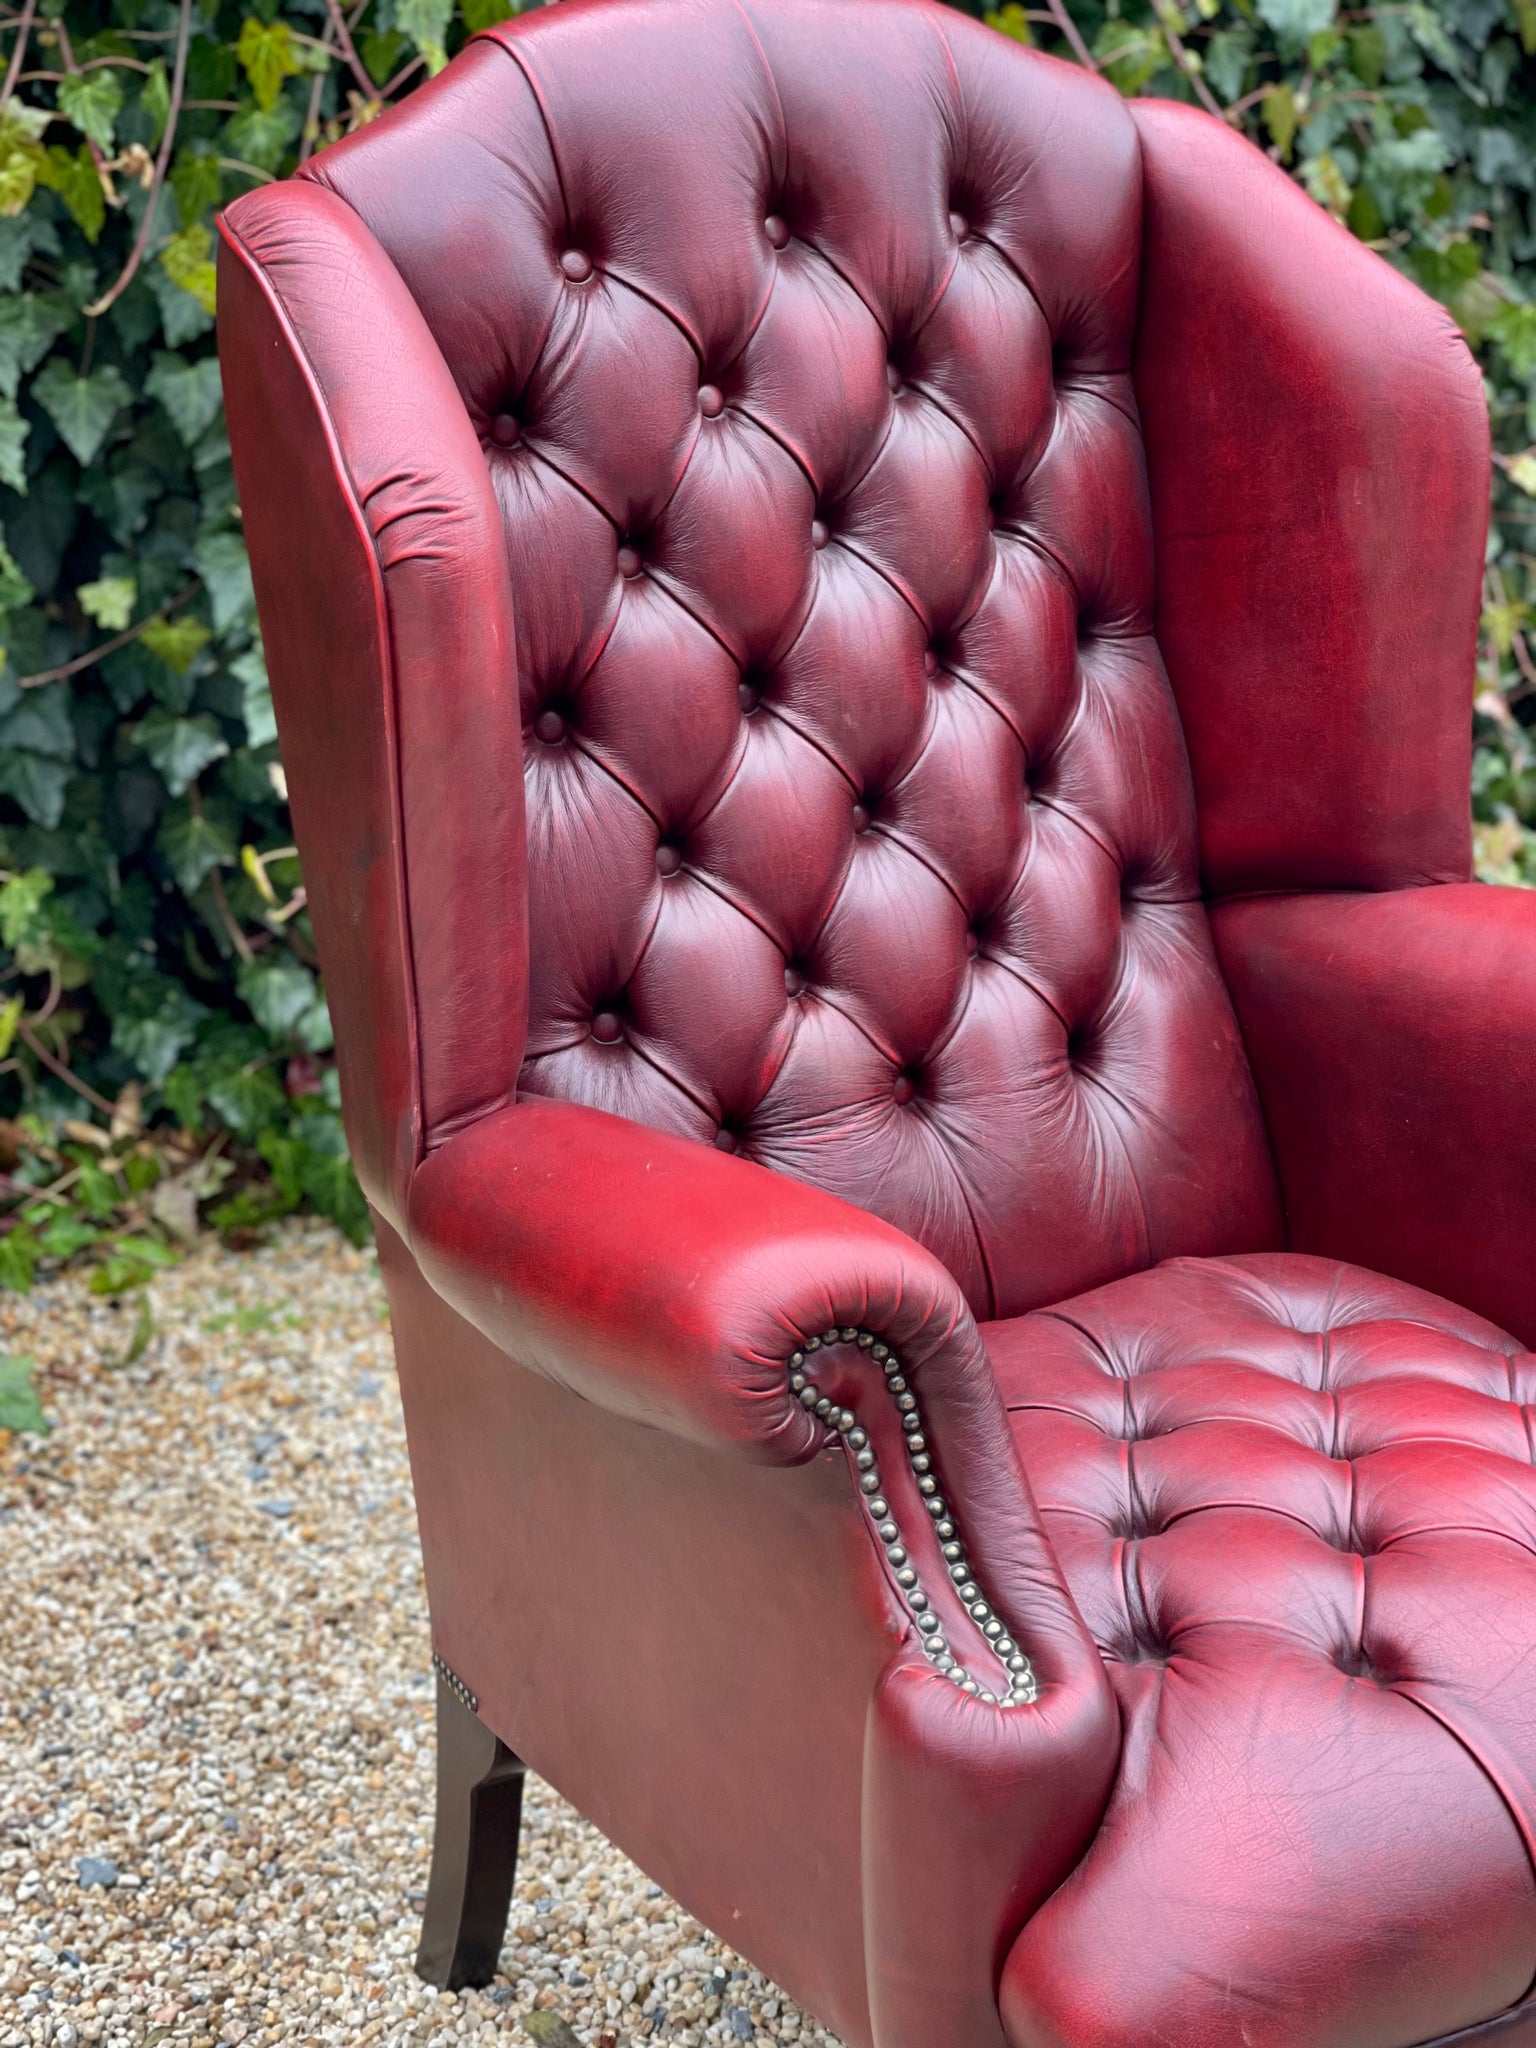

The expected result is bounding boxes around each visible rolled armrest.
[405,1095,1108,1690]
[404,1094,1121,2034]
[1213,884,1536,1345]
[407,1096,998,1464]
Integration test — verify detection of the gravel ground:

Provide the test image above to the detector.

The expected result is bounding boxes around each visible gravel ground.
[0,1222,842,2048]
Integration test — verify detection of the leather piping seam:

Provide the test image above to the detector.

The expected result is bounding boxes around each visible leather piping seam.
[217,210,427,1184]
[789,1327,1036,1705]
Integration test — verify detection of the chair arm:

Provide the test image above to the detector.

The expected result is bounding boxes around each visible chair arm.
[409,1095,1000,1463]
[403,1096,1121,2046]
[405,1097,1109,1679]
[1212,885,1536,1346]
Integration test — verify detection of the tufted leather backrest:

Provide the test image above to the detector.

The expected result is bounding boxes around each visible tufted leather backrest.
[299,0,1280,1319]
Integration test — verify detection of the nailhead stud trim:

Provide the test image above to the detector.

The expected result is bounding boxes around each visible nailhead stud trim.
[432,1651,478,1715]
[789,1331,1039,1707]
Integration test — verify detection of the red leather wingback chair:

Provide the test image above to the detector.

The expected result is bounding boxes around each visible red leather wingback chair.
[216,1,1536,2040]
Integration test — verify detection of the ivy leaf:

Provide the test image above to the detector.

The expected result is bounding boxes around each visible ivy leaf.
[460,0,515,29]
[1488,302,1536,379]
[111,979,208,1085]
[146,263,212,347]
[170,150,223,228]
[0,397,29,495]
[1302,149,1352,218]
[0,1353,47,1432]
[1092,17,1167,92]
[0,292,72,400]
[36,144,106,245]
[236,15,305,111]
[144,352,223,445]
[203,1061,284,1139]
[139,59,170,146]
[396,0,453,70]
[1508,449,1536,497]
[191,532,254,633]
[0,537,34,616]
[1262,83,1301,162]
[0,106,48,219]
[0,751,70,828]
[1345,23,1387,83]
[0,868,53,951]
[140,616,212,678]
[1203,27,1253,99]
[138,708,227,794]
[224,100,301,174]
[79,575,137,633]
[32,360,130,467]
[1255,0,1335,44]
[159,801,235,893]
[0,991,22,1060]
[238,953,322,1039]
[57,71,123,154]
[231,645,277,749]
[0,683,75,761]
[361,27,408,83]
[158,223,217,318]
[982,3,1032,39]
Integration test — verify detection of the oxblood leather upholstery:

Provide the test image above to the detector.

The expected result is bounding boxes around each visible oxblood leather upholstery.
[992,1256,1536,2047]
[215,0,1533,2042]
[1212,887,1536,1350]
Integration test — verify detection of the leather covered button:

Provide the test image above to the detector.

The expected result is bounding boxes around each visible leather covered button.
[923,649,939,676]
[852,803,870,834]
[559,248,593,281]
[810,519,830,550]
[892,1074,916,1105]
[784,965,806,998]
[616,545,643,578]
[590,1010,623,1043]
[738,680,759,713]
[764,214,789,248]
[489,412,521,448]
[948,210,969,240]
[713,1127,738,1153]
[886,361,902,393]
[964,929,980,957]
[533,708,566,745]
[698,384,725,418]
[654,843,682,876]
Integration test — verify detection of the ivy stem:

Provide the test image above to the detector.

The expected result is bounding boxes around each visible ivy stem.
[18,1022,123,1122]
[82,0,192,320]
[1155,15,1225,118]
[0,0,36,110]
[322,0,379,105]
[1041,0,1097,72]
[16,579,199,690]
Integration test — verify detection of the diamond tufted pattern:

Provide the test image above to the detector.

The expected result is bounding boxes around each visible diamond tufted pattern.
[300,0,1278,1319]
[992,1254,1536,2048]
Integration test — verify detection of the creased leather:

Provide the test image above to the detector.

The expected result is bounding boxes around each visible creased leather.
[218,183,525,1226]
[993,1254,1536,2048]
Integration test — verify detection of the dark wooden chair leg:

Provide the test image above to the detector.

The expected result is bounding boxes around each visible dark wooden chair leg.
[415,1669,527,1990]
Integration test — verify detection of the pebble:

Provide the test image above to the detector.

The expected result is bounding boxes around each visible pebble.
[0,1222,845,2047]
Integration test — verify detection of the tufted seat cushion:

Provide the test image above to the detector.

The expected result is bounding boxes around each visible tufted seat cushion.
[989,1254,1536,2048]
